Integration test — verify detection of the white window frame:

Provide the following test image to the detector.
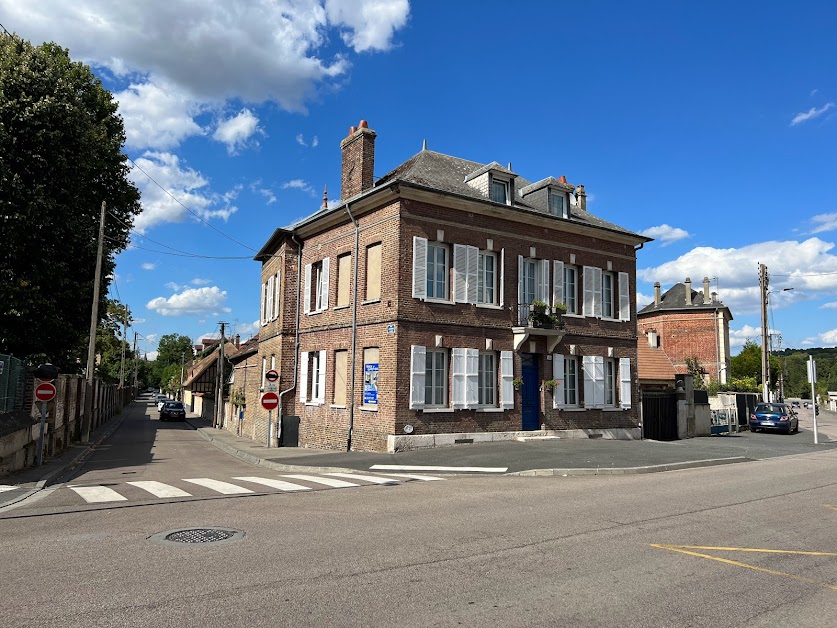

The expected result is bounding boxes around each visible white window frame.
[604,357,616,406]
[426,242,450,301]
[299,350,326,405]
[490,177,509,204]
[552,353,579,408]
[304,258,330,314]
[602,271,616,319]
[424,348,448,408]
[564,265,578,314]
[261,280,269,326]
[548,190,567,218]
[477,251,498,305]
[272,271,281,320]
[477,352,497,407]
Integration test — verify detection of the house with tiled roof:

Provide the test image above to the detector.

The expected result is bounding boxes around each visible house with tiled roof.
[248,121,651,452]
[637,278,732,385]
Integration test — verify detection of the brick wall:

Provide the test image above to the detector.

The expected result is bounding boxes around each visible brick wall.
[638,310,727,381]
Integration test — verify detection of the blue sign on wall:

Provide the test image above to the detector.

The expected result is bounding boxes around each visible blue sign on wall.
[363,362,379,405]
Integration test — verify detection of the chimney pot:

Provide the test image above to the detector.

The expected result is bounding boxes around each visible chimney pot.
[558,175,567,184]
[349,126,356,136]
[654,281,661,306]
[684,277,692,305]
[703,276,711,304]
[575,184,587,210]
[358,120,368,129]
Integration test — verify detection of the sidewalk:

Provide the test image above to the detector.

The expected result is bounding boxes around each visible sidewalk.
[187,410,837,477]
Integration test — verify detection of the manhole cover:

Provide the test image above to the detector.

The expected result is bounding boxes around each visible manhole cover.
[149,527,244,546]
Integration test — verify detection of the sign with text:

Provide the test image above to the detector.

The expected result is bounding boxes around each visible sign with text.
[363,363,379,405]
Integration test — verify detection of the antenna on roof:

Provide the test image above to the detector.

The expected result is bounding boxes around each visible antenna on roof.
[422,138,427,151]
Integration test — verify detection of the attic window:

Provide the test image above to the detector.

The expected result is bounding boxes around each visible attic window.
[549,190,567,218]
[490,177,509,204]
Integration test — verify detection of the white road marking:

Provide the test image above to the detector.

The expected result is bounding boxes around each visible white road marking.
[126,481,192,498]
[371,473,445,481]
[369,464,508,473]
[0,485,19,493]
[281,474,359,488]
[325,473,401,485]
[182,478,254,494]
[69,486,128,503]
[233,477,312,492]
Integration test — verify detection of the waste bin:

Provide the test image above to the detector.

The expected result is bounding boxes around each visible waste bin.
[280,415,300,447]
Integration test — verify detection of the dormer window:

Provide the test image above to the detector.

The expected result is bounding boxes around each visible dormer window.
[548,190,566,218]
[490,178,509,204]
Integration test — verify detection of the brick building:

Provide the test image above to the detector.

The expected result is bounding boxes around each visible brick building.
[248,120,651,452]
[637,278,732,385]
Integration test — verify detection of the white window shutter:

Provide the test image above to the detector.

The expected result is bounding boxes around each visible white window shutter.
[266,276,273,323]
[466,246,479,304]
[620,357,632,409]
[409,345,426,409]
[582,356,595,408]
[593,267,603,318]
[618,272,630,322]
[465,349,479,408]
[412,237,428,299]
[273,271,281,320]
[303,264,312,315]
[453,244,467,303]
[538,259,550,303]
[260,282,267,325]
[452,348,466,408]
[317,350,326,403]
[552,353,565,409]
[499,249,505,307]
[320,257,330,310]
[594,356,605,407]
[299,352,309,402]
[582,266,595,317]
[553,261,564,309]
[500,351,514,409]
[517,255,524,306]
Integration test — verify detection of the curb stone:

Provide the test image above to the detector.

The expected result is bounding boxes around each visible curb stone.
[508,456,752,476]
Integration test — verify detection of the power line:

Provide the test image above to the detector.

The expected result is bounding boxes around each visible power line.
[104,233,252,259]
[127,156,258,252]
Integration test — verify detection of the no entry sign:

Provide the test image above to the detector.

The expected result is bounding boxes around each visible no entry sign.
[34,382,56,402]
[261,391,279,411]
[265,369,279,382]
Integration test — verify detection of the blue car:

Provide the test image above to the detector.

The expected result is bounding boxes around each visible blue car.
[750,403,798,434]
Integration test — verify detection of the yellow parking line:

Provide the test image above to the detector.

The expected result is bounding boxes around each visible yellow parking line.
[650,544,837,591]
[825,504,837,512]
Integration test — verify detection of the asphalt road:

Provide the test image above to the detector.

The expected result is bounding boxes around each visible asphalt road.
[2,435,836,626]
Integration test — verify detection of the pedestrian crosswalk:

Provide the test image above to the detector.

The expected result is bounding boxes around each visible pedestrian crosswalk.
[62,472,444,504]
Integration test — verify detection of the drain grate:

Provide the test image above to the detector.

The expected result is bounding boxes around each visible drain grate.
[150,527,244,546]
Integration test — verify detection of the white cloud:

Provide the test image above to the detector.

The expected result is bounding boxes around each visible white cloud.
[640,224,690,246]
[144,333,157,343]
[146,351,159,361]
[296,133,320,148]
[213,109,261,154]
[165,282,181,292]
[810,213,837,234]
[236,320,261,339]
[116,78,205,150]
[312,136,319,148]
[146,286,232,316]
[800,338,816,346]
[2,2,409,149]
[191,278,211,286]
[639,237,837,315]
[729,324,767,348]
[141,262,157,270]
[636,291,654,309]
[129,152,238,231]
[132,318,147,324]
[819,329,837,345]
[282,179,316,195]
[790,102,835,126]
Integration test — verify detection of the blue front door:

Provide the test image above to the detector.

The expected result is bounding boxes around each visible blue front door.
[521,353,540,431]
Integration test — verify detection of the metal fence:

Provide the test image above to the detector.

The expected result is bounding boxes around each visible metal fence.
[0,354,25,412]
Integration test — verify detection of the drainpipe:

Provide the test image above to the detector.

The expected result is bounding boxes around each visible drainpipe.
[345,202,359,452]
[277,234,303,447]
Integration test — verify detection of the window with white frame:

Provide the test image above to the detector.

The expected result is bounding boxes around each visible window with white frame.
[425,349,448,407]
[602,271,615,319]
[426,242,448,300]
[519,256,550,310]
[490,177,509,204]
[583,267,630,322]
[304,258,330,314]
[478,352,497,406]
[581,355,632,409]
[604,357,616,406]
[548,190,566,217]
[564,266,578,314]
[552,354,579,408]
[477,251,497,305]
[261,271,279,325]
[299,350,326,404]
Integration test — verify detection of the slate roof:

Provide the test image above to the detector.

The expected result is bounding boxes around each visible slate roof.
[289,148,649,241]
[637,341,677,382]
[183,341,239,388]
[637,282,732,317]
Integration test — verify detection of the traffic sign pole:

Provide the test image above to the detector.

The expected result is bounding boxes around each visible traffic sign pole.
[37,401,47,466]
[267,409,272,448]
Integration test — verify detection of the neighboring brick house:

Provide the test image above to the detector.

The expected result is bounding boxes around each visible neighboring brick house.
[225,334,259,437]
[637,336,677,391]
[637,278,732,385]
[183,339,240,422]
[250,120,651,452]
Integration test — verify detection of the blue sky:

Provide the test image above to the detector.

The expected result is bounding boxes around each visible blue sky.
[3,1,837,359]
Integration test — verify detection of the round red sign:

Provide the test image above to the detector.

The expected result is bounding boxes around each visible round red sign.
[34,382,56,402]
[265,369,279,383]
[261,391,279,410]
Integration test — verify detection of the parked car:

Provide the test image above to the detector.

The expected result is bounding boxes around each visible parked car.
[750,403,798,434]
[156,395,168,411]
[791,400,801,408]
[159,401,186,422]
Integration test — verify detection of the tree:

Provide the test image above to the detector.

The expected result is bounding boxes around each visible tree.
[685,356,707,390]
[0,33,141,370]
[731,340,762,382]
[95,299,134,384]
[157,334,194,368]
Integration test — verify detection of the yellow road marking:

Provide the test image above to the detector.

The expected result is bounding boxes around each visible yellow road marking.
[650,544,837,591]
[825,504,837,512]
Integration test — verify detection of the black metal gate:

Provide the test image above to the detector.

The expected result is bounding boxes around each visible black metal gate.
[642,391,678,440]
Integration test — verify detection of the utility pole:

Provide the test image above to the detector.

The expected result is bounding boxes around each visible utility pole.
[119,312,127,388]
[215,323,226,429]
[759,263,770,402]
[132,332,138,391]
[179,351,186,401]
[82,201,107,443]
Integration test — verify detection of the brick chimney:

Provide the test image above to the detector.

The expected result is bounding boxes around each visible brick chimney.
[340,120,376,200]
[234,334,240,348]
[654,281,661,306]
[703,277,711,304]
[684,277,692,305]
[575,184,587,210]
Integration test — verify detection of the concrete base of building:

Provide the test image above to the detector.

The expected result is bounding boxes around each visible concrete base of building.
[387,428,642,453]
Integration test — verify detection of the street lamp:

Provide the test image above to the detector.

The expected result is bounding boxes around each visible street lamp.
[763,286,793,402]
